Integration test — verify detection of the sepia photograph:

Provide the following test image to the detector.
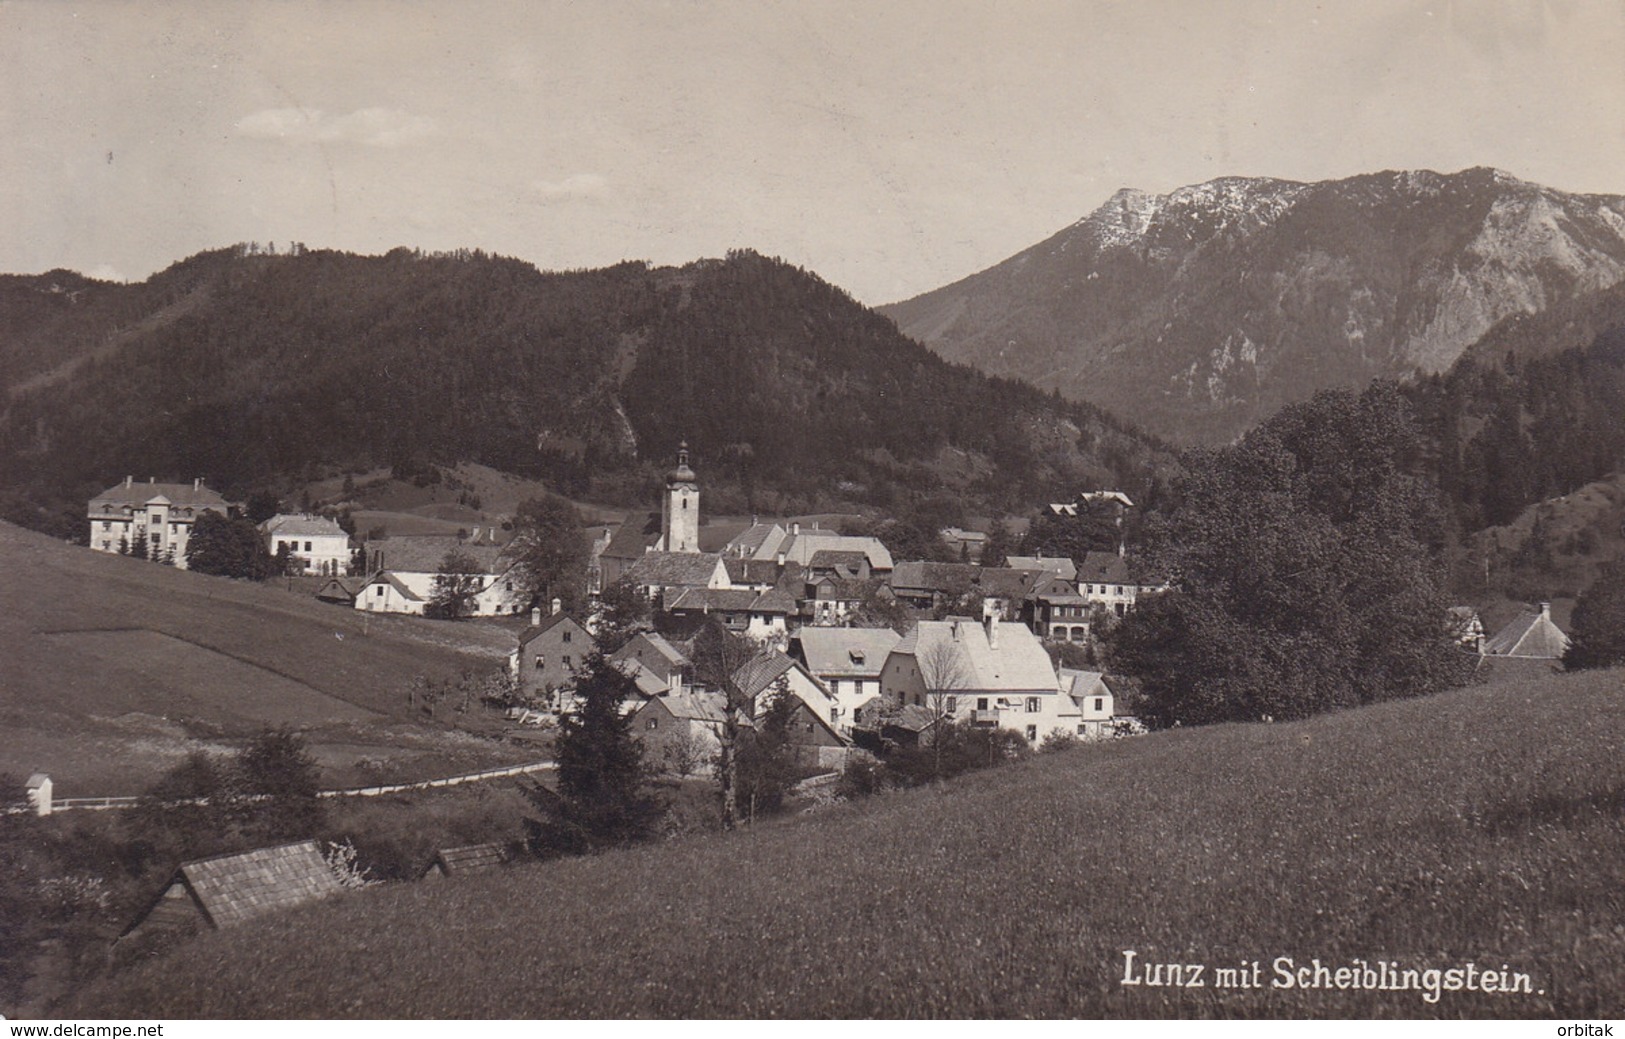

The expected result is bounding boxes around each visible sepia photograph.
[1,0,1623,1023]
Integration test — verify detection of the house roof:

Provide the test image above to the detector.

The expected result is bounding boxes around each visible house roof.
[725,522,789,559]
[368,536,511,575]
[614,659,671,698]
[1058,667,1109,699]
[1077,551,1134,584]
[316,577,362,600]
[366,572,424,602]
[668,587,766,613]
[888,562,1046,599]
[891,618,1058,693]
[90,479,235,512]
[1484,605,1570,659]
[732,651,798,699]
[1006,555,1079,581]
[792,627,902,679]
[755,532,893,571]
[517,612,588,648]
[601,512,662,561]
[612,632,688,670]
[652,689,729,725]
[622,551,725,589]
[430,843,512,876]
[175,841,343,929]
[261,514,348,539]
[723,556,783,586]
[808,549,869,570]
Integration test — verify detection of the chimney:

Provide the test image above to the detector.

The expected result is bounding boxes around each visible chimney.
[149,476,155,484]
[193,477,201,491]
[1539,602,1551,619]
[531,607,541,626]
[551,597,562,616]
[984,599,1000,650]
[791,522,800,536]
[776,551,786,567]
[124,475,132,488]
[950,619,962,642]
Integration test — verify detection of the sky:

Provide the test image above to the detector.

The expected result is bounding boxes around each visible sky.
[3,0,1623,304]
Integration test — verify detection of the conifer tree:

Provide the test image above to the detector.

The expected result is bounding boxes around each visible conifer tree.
[525,652,662,855]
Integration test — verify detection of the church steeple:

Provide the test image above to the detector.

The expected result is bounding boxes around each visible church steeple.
[661,440,699,554]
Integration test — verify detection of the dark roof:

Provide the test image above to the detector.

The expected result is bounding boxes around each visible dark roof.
[369,536,511,575]
[601,512,662,560]
[888,561,1045,599]
[611,632,689,669]
[808,549,868,569]
[316,577,363,601]
[429,843,512,876]
[668,587,763,612]
[1076,551,1163,586]
[517,613,589,649]
[724,556,783,585]
[177,841,342,929]
[623,551,724,589]
[1484,607,1570,658]
[732,650,798,699]
[91,479,235,511]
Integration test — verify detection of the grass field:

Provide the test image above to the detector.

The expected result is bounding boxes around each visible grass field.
[0,522,533,793]
[74,662,1625,1019]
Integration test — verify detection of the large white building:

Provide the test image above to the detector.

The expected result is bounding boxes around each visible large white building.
[354,535,525,617]
[87,477,238,568]
[261,514,351,576]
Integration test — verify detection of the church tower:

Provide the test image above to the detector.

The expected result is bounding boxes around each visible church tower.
[661,441,699,554]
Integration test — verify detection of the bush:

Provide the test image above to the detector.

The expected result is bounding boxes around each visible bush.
[1564,557,1625,670]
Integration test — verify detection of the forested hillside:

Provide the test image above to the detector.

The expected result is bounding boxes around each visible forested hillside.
[0,247,1171,535]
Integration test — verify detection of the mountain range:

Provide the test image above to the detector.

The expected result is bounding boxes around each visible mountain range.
[882,168,1625,444]
[0,247,1169,535]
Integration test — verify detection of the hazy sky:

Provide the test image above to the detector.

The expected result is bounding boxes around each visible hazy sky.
[3,0,1622,303]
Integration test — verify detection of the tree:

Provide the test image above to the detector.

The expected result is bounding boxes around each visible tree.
[245,491,282,525]
[131,529,150,560]
[1104,387,1471,726]
[1564,557,1625,670]
[508,495,590,615]
[982,518,1015,568]
[426,549,483,619]
[688,620,764,831]
[592,577,650,654]
[1021,509,1118,565]
[231,727,324,840]
[186,511,272,579]
[733,679,800,820]
[525,652,662,855]
[915,636,973,780]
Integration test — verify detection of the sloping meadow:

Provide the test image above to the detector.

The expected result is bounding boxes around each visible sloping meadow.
[80,665,1625,1018]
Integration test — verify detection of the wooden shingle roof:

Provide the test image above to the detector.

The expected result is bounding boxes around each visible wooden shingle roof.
[178,841,342,929]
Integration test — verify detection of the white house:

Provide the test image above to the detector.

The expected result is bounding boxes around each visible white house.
[355,535,525,617]
[879,611,1064,746]
[261,514,351,576]
[789,626,901,734]
[1055,668,1117,739]
[87,477,238,568]
[1076,551,1165,617]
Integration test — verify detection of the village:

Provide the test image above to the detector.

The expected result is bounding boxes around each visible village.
[67,441,1572,802]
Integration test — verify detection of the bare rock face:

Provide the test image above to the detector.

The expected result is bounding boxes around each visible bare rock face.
[882,168,1625,444]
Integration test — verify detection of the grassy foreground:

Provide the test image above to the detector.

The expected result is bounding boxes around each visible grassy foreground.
[79,665,1625,1018]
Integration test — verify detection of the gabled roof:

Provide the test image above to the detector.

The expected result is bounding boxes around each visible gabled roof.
[725,522,789,559]
[758,532,893,571]
[171,841,342,929]
[622,551,726,589]
[262,514,348,539]
[1077,551,1133,584]
[1006,555,1079,581]
[1484,605,1570,659]
[888,562,1046,599]
[891,619,1058,693]
[517,612,589,649]
[792,627,902,679]
[611,632,688,669]
[601,511,662,560]
[668,587,766,613]
[808,549,869,570]
[367,536,511,575]
[651,689,729,725]
[732,651,798,700]
[365,572,423,602]
[316,577,362,601]
[614,658,671,698]
[1058,667,1109,701]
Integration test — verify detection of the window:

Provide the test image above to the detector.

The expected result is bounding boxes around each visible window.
[1026,697,1041,713]
[1026,725,1038,742]
[562,655,572,668]
[305,541,313,552]
[1078,724,1087,735]
[945,696,957,714]
[562,631,572,643]
[101,521,111,531]
[977,697,988,711]
[151,532,161,544]
[535,656,545,670]
[375,586,384,597]
[1094,697,1105,712]
[646,717,658,730]
[1115,585,1123,595]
